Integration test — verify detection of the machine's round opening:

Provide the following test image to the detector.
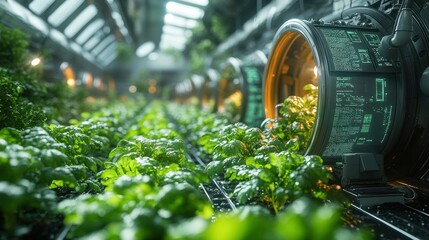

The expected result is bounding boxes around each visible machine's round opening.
[264,31,319,120]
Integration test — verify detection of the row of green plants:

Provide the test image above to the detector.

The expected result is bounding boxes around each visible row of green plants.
[168,94,370,239]
[170,84,331,214]
[0,102,144,239]
[58,101,369,240]
[1,97,370,239]
[58,101,214,239]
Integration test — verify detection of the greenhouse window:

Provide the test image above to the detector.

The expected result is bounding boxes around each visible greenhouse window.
[27,13,49,34]
[97,42,117,60]
[100,52,118,66]
[84,35,103,51]
[166,1,204,19]
[163,25,192,37]
[161,33,187,45]
[70,42,83,54]
[64,4,98,38]
[164,13,197,29]
[92,35,115,55]
[48,0,84,27]
[50,29,68,48]
[82,51,95,62]
[28,0,55,15]
[76,19,104,45]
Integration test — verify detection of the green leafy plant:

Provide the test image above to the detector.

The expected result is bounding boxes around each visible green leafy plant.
[0,24,50,129]
[265,84,318,151]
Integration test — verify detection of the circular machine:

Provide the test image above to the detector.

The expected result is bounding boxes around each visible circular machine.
[216,51,268,127]
[174,76,203,104]
[200,69,219,112]
[263,1,429,183]
[174,79,195,104]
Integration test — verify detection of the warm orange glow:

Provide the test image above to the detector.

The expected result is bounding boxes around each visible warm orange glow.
[85,74,93,89]
[98,80,105,91]
[148,85,157,94]
[66,78,76,88]
[109,79,116,91]
[264,31,318,119]
[63,66,76,89]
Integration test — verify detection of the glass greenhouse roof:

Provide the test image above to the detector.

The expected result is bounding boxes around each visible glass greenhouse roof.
[64,5,98,38]
[48,0,84,27]
[28,0,54,15]
[4,0,133,68]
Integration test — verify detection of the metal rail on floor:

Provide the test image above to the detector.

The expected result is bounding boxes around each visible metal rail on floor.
[184,144,237,212]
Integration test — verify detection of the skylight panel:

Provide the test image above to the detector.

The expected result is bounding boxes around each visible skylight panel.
[27,14,49,34]
[160,41,185,50]
[29,0,55,15]
[76,19,104,44]
[82,51,95,62]
[164,14,197,29]
[84,35,101,50]
[70,42,82,53]
[166,2,204,19]
[8,0,28,19]
[92,35,115,55]
[101,53,118,66]
[64,4,98,38]
[48,0,84,27]
[160,34,186,50]
[163,25,192,37]
[50,29,68,47]
[98,43,117,60]
[161,33,187,44]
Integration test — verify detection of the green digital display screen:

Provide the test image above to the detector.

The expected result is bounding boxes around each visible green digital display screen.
[318,27,394,72]
[323,75,396,157]
[243,66,265,127]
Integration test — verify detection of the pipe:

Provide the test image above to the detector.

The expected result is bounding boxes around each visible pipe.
[379,0,413,59]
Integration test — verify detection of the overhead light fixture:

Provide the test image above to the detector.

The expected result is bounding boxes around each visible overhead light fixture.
[166,1,204,19]
[178,0,209,7]
[129,85,137,93]
[136,41,155,58]
[30,57,41,66]
[164,13,198,29]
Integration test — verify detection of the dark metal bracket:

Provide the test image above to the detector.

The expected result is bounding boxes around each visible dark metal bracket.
[341,153,404,207]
